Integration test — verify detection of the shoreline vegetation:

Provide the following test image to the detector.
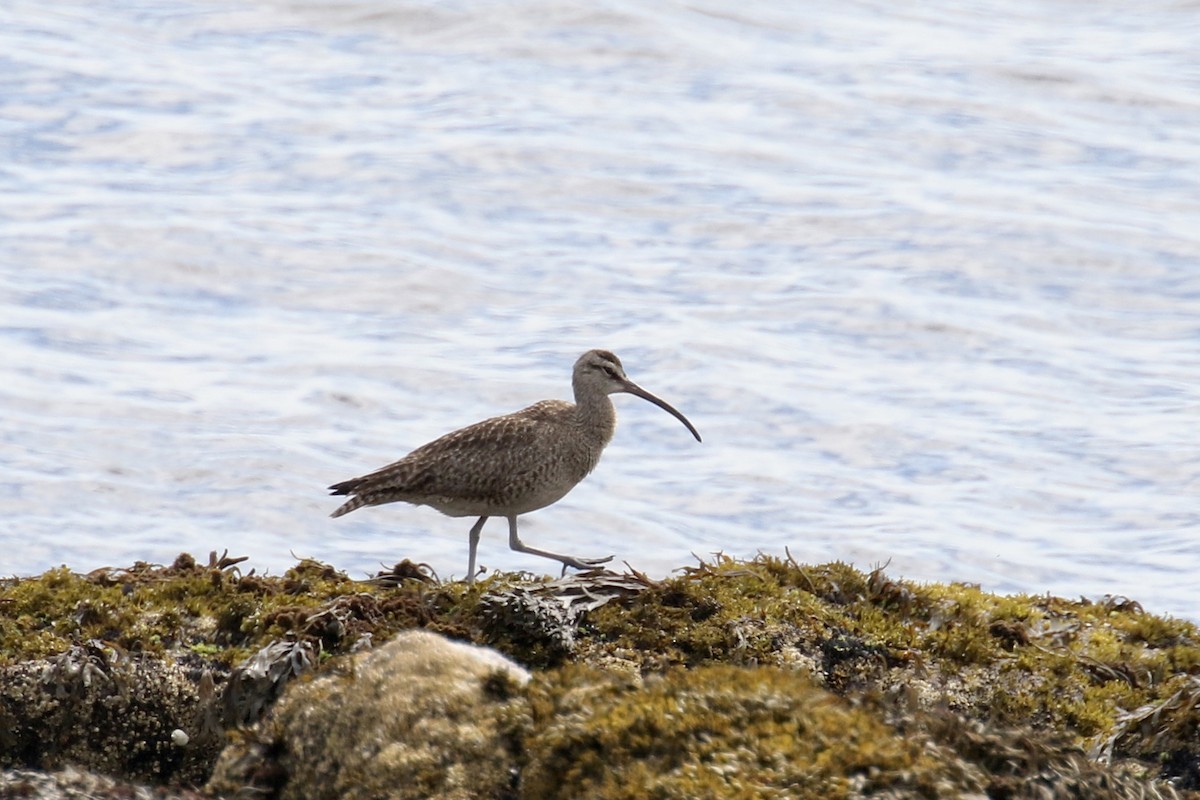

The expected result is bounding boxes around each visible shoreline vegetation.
[1,552,1197,798]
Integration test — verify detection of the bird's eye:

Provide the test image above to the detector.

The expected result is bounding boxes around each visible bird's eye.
[602,365,619,379]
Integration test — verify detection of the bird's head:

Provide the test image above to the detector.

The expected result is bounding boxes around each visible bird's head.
[573,349,701,442]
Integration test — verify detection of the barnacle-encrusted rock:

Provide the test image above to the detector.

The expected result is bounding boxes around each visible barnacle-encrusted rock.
[0,641,219,785]
[206,630,531,800]
[0,765,204,799]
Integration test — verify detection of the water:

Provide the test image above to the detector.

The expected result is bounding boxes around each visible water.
[2,0,1198,619]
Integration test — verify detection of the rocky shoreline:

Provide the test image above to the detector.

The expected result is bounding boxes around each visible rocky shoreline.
[1,552,1197,798]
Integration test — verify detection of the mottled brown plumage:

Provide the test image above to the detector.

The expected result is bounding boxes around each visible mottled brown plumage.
[330,349,701,583]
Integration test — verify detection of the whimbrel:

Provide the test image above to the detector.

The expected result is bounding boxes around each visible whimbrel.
[329,349,701,584]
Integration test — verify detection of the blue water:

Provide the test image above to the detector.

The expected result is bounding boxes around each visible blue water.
[2,0,1198,619]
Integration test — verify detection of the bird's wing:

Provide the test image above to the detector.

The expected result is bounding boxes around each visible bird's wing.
[332,402,569,502]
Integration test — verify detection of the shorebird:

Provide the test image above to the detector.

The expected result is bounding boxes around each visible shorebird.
[329,349,701,584]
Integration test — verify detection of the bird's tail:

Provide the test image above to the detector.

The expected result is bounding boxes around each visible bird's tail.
[329,477,365,496]
[329,477,370,518]
[329,471,416,517]
[330,495,369,518]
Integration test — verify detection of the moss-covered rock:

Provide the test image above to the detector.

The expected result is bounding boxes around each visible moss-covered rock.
[206,629,531,800]
[522,663,977,799]
[577,554,1200,782]
[0,552,1197,798]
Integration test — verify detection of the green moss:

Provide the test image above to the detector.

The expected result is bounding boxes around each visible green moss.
[188,642,221,657]
[522,663,973,799]
[0,556,460,668]
[3,552,1199,794]
[573,554,1200,775]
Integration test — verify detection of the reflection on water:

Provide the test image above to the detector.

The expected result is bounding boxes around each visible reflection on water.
[2,0,1198,619]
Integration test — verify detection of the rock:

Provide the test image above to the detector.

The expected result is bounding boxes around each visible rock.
[0,766,203,800]
[207,630,530,800]
[522,663,984,799]
[0,641,220,785]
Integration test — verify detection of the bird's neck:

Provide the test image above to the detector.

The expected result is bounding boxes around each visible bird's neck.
[572,389,617,447]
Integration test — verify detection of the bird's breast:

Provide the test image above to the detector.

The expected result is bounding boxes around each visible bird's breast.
[503,439,600,513]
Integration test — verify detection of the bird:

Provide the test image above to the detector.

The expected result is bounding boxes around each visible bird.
[328,349,701,584]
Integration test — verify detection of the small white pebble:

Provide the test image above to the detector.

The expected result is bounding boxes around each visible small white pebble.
[171,729,190,747]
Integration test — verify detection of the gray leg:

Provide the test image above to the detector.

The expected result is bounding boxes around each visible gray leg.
[467,516,487,585]
[505,515,613,573]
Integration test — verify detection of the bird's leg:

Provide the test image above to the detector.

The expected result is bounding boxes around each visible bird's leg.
[467,516,488,585]
[505,515,613,573]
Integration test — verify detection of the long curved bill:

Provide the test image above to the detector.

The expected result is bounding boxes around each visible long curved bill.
[622,381,702,442]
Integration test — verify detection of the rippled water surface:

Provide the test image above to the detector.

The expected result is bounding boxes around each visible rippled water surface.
[2,0,1198,618]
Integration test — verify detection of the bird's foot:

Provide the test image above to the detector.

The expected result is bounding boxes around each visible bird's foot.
[558,554,614,573]
[507,534,614,575]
